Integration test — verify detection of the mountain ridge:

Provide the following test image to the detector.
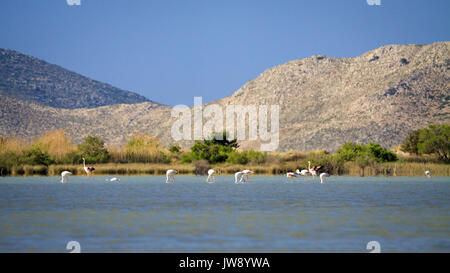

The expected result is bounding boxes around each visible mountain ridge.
[0,42,449,152]
[0,48,153,109]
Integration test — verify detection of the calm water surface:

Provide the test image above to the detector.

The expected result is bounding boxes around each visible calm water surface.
[0,175,449,252]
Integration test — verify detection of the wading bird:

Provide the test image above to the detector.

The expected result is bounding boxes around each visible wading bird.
[206,169,215,183]
[308,161,322,178]
[82,158,95,177]
[425,171,431,178]
[286,172,297,178]
[61,171,72,183]
[166,169,178,183]
[106,177,120,182]
[242,170,253,182]
[296,169,310,176]
[235,171,245,184]
[320,173,330,184]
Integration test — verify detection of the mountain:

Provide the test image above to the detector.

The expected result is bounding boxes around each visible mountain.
[0,42,449,152]
[0,49,151,108]
[214,41,450,151]
[0,94,172,144]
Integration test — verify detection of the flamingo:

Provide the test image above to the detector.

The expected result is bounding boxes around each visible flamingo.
[242,170,253,182]
[286,172,297,178]
[235,171,245,184]
[166,169,178,183]
[296,169,310,176]
[308,161,322,178]
[320,173,330,184]
[206,169,215,183]
[82,158,95,177]
[61,171,72,183]
[106,177,120,182]
[296,169,310,180]
[425,171,431,178]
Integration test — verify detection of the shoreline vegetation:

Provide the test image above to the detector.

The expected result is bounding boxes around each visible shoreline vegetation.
[1,126,449,177]
[4,162,450,177]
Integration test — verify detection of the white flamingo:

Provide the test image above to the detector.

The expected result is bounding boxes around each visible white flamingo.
[166,169,178,183]
[61,171,72,183]
[296,169,310,180]
[206,169,215,183]
[296,169,310,176]
[235,171,245,184]
[286,172,297,178]
[425,171,431,178]
[106,177,120,182]
[242,170,253,182]
[82,158,95,177]
[320,173,330,184]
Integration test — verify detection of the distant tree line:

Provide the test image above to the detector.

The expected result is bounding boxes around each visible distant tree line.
[0,125,448,175]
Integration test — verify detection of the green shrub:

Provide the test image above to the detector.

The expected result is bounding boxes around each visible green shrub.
[77,135,110,163]
[417,124,449,162]
[400,124,449,162]
[226,151,249,165]
[400,129,420,155]
[190,138,234,164]
[169,145,181,154]
[181,153,193,163]
[336,142,397,163]
[335,143,366,161]
[21,145,54,166]
[59,150,83,164]
[367,143,398,162]
[246,150,267,164]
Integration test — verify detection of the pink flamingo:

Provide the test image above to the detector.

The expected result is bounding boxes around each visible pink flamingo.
[82,158,95,177]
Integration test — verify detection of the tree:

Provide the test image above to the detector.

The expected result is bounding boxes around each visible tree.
[367,143,397,162]
[206,131,239,149]
[400,129,420,155]
[417,124,450,162]
[189,131,238,163]
[190,140,231,163]
[78,135,110,163]
[400,124,450,162]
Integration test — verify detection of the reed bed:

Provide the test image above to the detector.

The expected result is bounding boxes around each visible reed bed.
[47,163,195,176]
[5,162,446,177]
[340,162,450,176]
[11,165,48,176]
[36,130,75,160]
[1,130,448,177]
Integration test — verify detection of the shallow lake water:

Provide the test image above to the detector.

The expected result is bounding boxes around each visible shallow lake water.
[0,175,449,252]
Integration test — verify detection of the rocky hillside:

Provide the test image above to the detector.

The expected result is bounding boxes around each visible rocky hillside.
[0,49,151,108]
[214,42,450,151]
[0,94,172,145]
[0,42,449,152]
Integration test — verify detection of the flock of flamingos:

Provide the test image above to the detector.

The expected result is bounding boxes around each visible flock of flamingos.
[60,158,332,184]
[60,158,433,184]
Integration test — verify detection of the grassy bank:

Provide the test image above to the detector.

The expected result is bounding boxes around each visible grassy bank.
[1,129,448,177]
[3,162,449,177]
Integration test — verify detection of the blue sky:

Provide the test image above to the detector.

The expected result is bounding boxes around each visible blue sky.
[0,0,449,106]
